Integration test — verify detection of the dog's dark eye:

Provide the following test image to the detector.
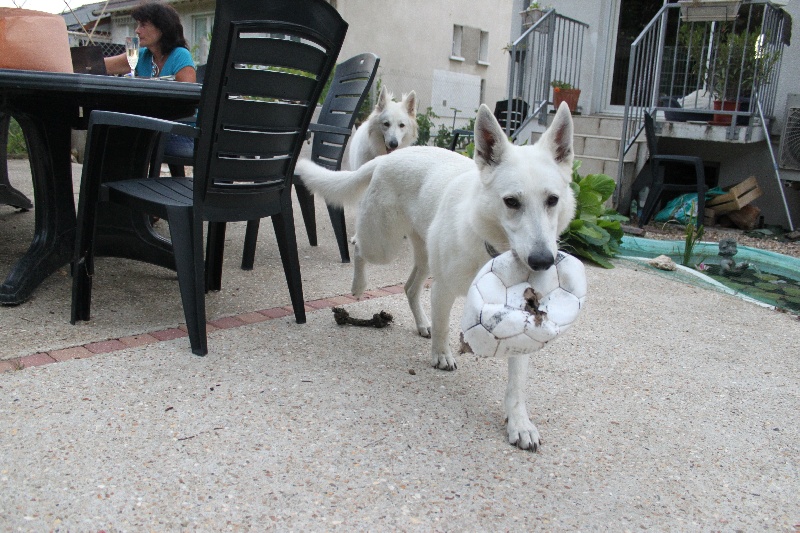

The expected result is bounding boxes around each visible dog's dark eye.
[399,123,405,128]
[504,197,521,209]
[383,121,390,127]
[546,195,559,208]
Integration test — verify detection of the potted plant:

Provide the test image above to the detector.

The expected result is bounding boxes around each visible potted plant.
[680,25,780,125]
[708,29,780,124]
[551,80,580,113]
[678,0,742,22]
[520,2,550,31]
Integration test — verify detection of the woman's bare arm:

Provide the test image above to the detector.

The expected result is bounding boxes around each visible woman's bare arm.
[104,54,132,76]
[174,65,196,83]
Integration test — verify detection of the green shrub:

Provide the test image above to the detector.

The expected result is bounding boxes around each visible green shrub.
[560,161,627,268]
[7,117,27,157]
[414,106,438,146]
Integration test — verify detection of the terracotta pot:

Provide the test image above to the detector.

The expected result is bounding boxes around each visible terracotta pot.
[711,99,738,125]
[553,87,580,112]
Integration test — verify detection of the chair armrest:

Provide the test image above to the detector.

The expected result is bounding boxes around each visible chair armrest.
[308,123,352,137]
[87,110,199,139]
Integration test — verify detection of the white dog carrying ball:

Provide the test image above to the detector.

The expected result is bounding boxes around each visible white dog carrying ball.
[461,250,586,358]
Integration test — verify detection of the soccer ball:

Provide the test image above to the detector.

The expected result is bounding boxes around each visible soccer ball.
[460,250,587,358]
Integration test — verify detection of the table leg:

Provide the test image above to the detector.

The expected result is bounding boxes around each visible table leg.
[0,112,33,210]
[0,111,75,305]
[1,113,178,305]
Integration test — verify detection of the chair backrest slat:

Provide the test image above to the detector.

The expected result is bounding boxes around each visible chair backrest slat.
[225,68,319,103]
[193,0,348,216]
[231,33,328,73]
[215,128,298,155]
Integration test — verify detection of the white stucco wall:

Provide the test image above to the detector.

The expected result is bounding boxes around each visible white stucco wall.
[334,0,514,127]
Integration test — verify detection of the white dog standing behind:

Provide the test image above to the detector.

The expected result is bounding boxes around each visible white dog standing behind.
[296,103,576,451]
[347,86,417,170]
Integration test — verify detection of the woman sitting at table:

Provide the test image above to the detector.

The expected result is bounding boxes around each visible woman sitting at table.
[105,1,197,166]
[104,2,196,83]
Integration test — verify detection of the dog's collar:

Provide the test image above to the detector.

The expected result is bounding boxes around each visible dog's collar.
[485,241,501,258]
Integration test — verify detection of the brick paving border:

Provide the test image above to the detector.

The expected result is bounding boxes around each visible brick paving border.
[0,284,405,374]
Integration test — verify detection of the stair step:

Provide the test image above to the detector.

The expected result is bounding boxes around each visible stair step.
[529,131,644,163]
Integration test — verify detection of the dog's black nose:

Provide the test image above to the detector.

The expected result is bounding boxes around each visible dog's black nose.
[388,139,398,149]
[527,251,555,271]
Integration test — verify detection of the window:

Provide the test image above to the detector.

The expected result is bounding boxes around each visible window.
[478,31,489,65]
[451,25,464,61]
[192,13,214,64]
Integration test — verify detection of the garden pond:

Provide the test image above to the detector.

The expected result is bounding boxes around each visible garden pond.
[618,236,800,314]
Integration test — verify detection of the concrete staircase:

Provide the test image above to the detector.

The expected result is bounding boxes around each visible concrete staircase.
[523,113,648,211]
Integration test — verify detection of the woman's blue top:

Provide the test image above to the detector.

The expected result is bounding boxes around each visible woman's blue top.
[135,46,195,78]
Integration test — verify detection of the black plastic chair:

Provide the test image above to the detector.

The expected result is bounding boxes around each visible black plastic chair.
[493,98,529,135]
[448,129,474,152]
[71,0,348,356]
[242,52,380,266]
[638,112,707,229]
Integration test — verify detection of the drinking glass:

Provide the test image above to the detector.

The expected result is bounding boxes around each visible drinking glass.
[125,36,140,78]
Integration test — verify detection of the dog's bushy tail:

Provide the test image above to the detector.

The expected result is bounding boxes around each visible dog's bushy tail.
[295,158,377,208]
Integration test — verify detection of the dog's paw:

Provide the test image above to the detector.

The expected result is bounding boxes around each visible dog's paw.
[507,414,541,452]
[417,325,431,338]
[431,351,457,371]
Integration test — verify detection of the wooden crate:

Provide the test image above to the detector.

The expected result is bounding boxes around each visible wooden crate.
[706,176,762,215]
[704,207,717,226]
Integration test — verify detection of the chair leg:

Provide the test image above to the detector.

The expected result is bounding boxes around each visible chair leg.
[167,206,207,356]
[272,196,306,324]
[71,165,104,324]
[294,179,318,246]
[638,185,664,228]
[241,219,260,271]
[71,219,96,323]
[327,204,350,263]
[694,161,706,230]
[205,221,227,292]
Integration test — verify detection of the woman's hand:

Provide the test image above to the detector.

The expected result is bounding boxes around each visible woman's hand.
[104,54,133,76]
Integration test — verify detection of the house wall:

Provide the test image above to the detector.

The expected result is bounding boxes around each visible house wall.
[334,0,514,128]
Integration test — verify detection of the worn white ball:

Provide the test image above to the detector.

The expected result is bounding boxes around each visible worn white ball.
[460,250,587,358]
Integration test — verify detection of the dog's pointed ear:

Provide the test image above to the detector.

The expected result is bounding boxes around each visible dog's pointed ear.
[539,101,574,172]
[376,86,390,112]
[473,104,508,171]
[403,91,417,117]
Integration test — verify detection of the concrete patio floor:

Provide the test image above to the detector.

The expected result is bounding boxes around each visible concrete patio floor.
[0,158,798,530]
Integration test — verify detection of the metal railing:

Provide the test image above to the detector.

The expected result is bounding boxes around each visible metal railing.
[616,0,788,205]
[505,9,588,139]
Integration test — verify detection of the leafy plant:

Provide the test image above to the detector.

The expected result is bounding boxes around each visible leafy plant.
[414,106,438,146]
[6,117,27,157]
[433,123,453,149]
[550,80,574,90]
[680,25,780,102]
[560,161,627,269]
[525,1,551,9]
[710,30,778,101]
[681,223,705,267]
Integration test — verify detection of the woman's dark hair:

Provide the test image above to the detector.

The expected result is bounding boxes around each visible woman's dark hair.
[131,2,189,55]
